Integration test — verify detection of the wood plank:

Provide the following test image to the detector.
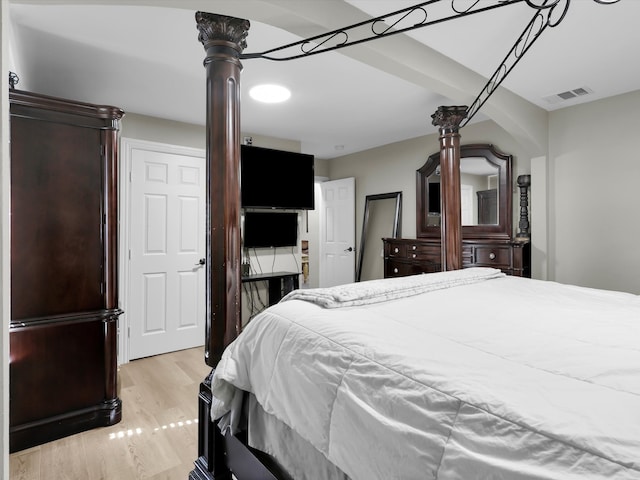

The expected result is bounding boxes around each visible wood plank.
[9,347,210,479]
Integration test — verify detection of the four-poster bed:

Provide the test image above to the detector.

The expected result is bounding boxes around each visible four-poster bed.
[189,2,637,479]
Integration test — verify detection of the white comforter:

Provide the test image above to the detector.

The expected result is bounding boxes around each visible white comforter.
[211,268,640,480]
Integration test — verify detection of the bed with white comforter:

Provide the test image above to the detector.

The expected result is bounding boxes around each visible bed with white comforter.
[210,268,640,480]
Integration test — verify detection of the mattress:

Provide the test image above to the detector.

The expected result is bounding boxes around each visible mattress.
[211,268,640,479]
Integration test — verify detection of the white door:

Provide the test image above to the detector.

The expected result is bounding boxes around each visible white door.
[461,184,474,225]
[128,143,206,360]
[319,177,355,287]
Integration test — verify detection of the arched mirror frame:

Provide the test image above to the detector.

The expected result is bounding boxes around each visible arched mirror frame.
[416,143,512,240]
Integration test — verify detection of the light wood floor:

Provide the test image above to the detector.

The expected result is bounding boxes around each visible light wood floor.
[9,346,211,480]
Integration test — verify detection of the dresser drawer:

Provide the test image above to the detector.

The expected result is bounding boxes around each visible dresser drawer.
[462,245,473,264]
[386,241,440,262]
[473,246,511,267]
[405,243,440,262]
[386,243,406,257]
[385,259,439,277]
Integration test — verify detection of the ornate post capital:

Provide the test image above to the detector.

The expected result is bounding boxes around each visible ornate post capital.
[431,105,467,271]
[517,174,532,188]
[9,71,19,89]
[431,105,468,134]
[195,12,250,56]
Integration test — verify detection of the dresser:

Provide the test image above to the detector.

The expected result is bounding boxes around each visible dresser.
[384,238,530,278]
[397,143,532,280]
[9,89,124,452]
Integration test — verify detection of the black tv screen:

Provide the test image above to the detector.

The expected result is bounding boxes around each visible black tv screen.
[243,211,298,248]
[428,182,441,214]
[241,145,315,209]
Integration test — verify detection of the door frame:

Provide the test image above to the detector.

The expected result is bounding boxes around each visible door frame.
[118,137,205,365]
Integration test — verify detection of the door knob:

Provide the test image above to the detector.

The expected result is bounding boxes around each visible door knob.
[195,258,205,266]
[344,247,353,252]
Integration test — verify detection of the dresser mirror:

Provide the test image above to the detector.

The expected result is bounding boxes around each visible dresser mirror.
[416,143,512,240]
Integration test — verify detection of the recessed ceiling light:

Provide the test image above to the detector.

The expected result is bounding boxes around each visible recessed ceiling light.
[249,84,291,103]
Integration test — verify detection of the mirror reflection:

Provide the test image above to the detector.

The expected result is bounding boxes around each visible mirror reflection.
[416,143,512,241]
[357,192,402,282]
[427,157,500,226]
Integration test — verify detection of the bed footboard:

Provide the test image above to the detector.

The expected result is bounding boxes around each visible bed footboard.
[189,370,230,480]
[189,370,288,480]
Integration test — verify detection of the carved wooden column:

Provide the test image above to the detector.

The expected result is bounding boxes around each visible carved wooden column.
[431,106,467,271]
[516,174,531,240]
[196,12,249,367]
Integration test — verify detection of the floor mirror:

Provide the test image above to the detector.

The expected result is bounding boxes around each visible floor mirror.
[356,192,402,282]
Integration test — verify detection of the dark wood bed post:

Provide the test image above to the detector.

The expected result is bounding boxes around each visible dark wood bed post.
[431,106,468,271]
[196,12,249,367]
[191,12,249,480]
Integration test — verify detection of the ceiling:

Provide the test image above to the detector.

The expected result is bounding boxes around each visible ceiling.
[8,0,640,159]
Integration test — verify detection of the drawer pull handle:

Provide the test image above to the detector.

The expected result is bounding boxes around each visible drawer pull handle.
[393,268,398,273]
[394,247,399,253]
[412,253,417,258]
[489,252,496,260]
[412,245,417,250]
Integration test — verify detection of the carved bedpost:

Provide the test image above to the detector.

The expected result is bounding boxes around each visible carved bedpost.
[191,13,249,480]
[431,106,467,271]
[516,174,531,240]
[196,12,249,367]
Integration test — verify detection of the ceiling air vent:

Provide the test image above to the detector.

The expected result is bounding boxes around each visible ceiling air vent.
[543,86,594,104]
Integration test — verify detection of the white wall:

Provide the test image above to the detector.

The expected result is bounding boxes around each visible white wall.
[548,90,640,293]
[303,175,328,289]
[122,113,206,150]
[530,155,548,280]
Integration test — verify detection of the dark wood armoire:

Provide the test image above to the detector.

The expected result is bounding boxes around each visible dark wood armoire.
[9,89,124,452]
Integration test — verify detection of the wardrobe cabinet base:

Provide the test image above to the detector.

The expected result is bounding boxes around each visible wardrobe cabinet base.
[10,399,122,453]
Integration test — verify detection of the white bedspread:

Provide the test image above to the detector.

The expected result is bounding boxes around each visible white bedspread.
[211,269,640,480]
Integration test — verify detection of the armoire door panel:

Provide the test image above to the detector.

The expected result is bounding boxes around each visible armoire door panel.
[9,319,106,425]
[11,116,104,320]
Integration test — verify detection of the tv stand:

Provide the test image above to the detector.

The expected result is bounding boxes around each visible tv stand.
[241,271,300,306]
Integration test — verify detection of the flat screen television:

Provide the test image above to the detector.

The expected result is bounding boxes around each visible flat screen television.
[428,182,441,214]
[243,211,298,248]
[241,145,315,210]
